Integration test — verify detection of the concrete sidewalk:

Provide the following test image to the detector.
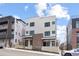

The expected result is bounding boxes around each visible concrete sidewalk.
[5,48,60,56]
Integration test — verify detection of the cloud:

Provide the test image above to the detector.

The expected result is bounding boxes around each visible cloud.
[57,25,66,43]
[35,3,47,17]
[35,3,69,43]
[48,4,70,20]
[13,15,21,19]
[24,6,28,11]
[35,3,70,20]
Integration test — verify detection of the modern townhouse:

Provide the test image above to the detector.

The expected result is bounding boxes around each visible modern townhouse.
[0,16,26,48]
[23,16,59,52]
[67,17,79,49]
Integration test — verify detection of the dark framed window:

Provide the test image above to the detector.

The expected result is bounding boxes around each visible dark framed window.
[25,40,28,46]
[77,35,79,48]
[30,22,35,27]
[44,22,50,27]
[77,32,79,37]
[52,41,55,46]
[76,21,79,28]
[43,41,50,46]
[77,37,79,43]
[52,21,55,24]
[44,31,50,36]
[52,31,55,34]
[30,30,34,35]
[30,40,32,45]
[26,31,28,34]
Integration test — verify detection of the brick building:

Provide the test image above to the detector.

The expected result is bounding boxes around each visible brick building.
[67,17,79,49]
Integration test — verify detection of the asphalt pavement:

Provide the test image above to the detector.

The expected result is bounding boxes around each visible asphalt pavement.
[0,48,60,56]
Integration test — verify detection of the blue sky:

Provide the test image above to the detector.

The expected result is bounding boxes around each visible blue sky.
[0,3,79,43]
[0,3,79,25]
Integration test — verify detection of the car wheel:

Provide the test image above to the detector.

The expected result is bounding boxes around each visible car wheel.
[64,53,72,56]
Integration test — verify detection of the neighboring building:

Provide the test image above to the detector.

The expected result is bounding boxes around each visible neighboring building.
[23,16,59,52]
[0,16,26,47]
[67,17,79,49]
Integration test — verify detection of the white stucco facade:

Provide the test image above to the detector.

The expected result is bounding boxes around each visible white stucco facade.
[12,18,26,46]
[25,16,56,37]
[25,16,59,52]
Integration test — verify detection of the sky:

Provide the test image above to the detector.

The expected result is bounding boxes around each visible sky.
[0,3,79,43]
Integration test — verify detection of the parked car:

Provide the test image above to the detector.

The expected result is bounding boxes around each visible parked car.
[63,48,79,56]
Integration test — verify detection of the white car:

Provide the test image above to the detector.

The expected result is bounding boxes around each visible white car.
[63,48,79,56]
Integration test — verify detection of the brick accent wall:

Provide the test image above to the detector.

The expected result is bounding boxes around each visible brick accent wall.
[32,34,43,51]
[71,29,79,48]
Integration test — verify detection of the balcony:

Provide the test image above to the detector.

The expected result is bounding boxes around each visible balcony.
[0,34,14,39]
[0,24,8,30]
[0,21,8,25]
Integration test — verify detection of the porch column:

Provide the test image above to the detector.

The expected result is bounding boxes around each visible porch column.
[55,40,56,46]
[28,40,30,47]
[50,41,52,47]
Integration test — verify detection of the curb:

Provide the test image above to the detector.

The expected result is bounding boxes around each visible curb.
[5,48,60,56]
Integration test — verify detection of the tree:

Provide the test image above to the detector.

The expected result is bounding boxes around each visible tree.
[59,43,64,50]
[67,44,72,50]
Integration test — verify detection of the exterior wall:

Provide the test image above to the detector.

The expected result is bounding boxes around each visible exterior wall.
[13,19,26,48]
[42,47,59,52]
[32,34,43,50]
[71,29,79,48]
[26,16,56,37]
[0,16,26,48]
[0,16,14,47]
[66,19,72,50]
[25,40,32,49]
[24,16,59,52]
[67,18,79,49]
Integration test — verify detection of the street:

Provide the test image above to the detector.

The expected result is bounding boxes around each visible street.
[0,48,59,56]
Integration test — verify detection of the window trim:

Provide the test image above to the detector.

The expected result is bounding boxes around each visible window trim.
[26,31,28,34]
[52,21,55,24]
[30,22,35,27]
[44,31,50,36]
[30,30,35,35]
[44,22,50,27]
[43,41,50,46]
[52,31,55,34]
[52,41,55,46]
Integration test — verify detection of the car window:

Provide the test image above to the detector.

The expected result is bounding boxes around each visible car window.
[74,49,79,52]
[76,49,79,52]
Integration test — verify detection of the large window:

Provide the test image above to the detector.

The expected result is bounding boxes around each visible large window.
[52,31,55,34]
[30,22,35,27]
[26,31,28,34]
[52,21,55,24]
[44,31,50,36]
[30,40,32,46]
[52,41,55,46]
[76,21,79,28]
[77,32,79,48]
[25,40,28,46]
[77,37,79,48]
[77,32,79,37]
[30,30,34,35]
[43,41,50,46]
[44,22,50,27]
